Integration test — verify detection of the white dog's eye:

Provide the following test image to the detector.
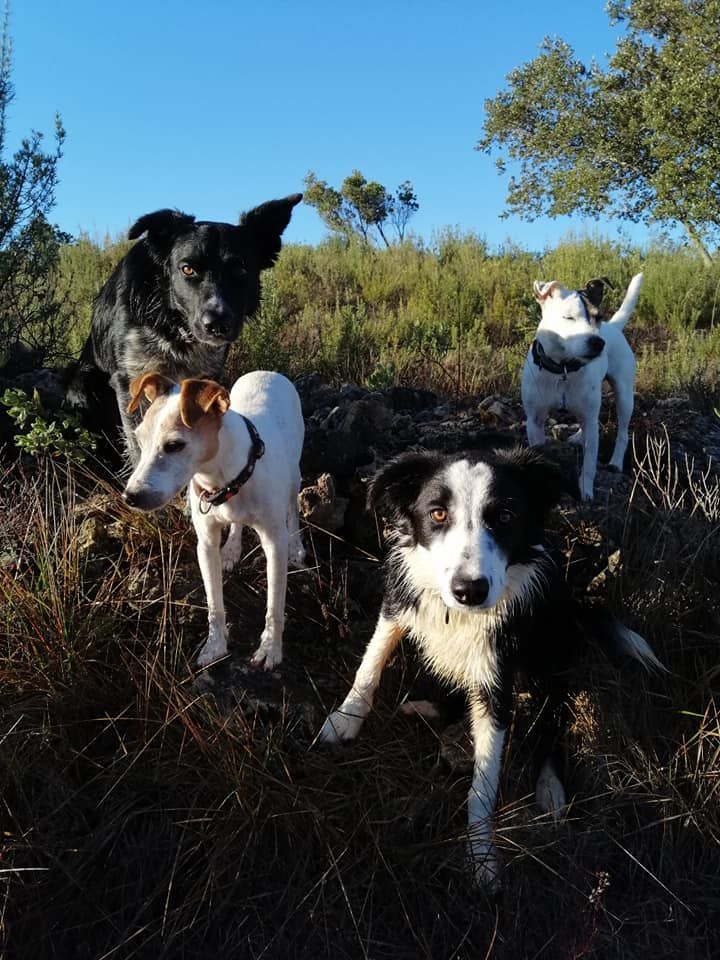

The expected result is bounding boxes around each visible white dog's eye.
[163,439,186,454]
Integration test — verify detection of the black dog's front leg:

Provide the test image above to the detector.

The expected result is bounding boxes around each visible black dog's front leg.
[110,372,141,466]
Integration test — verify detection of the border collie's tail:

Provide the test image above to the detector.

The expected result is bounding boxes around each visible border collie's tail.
[608,272,643,330]
[610,621,667,673]
[584,608,667,673]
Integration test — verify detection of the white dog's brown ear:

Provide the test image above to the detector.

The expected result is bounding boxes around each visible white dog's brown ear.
[127,372,176,413]
[533,280,562,302]
[179,379,231,428]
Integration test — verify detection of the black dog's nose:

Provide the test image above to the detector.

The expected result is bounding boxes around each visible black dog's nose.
[587,335,605,356]
[451,576,490,606]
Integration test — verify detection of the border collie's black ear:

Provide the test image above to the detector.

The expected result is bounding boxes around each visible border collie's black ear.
[128,209,196,242]
[582,276,613,310]
[368,451,444,518]
[240,193,302,270]
[494,447,565,519]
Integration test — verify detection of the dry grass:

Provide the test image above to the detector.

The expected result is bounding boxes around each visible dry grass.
[1,412,719,959]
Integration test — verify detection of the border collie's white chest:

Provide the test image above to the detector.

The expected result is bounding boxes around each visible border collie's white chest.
[399,592,500,692]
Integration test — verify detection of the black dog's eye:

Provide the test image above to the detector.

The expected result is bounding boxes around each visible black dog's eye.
[430,507,448,524]
[496,509,513,524]
[180,264,197,278]
[163,439,186,454]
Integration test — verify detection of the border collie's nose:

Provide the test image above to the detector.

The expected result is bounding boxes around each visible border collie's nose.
[123,488,145,508]
[587,335,604,356]
[451,575,490,606]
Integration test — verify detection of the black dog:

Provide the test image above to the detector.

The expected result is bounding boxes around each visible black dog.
[66,193,302,462]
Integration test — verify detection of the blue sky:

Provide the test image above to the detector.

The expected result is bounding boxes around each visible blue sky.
[11,0,649,250]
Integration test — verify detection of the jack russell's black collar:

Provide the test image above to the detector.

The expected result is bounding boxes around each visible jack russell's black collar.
[195,415,265,512]
[531,339,584,376]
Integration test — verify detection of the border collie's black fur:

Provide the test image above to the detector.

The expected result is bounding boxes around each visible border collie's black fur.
[320,447,664,887]
[66,193,302,462]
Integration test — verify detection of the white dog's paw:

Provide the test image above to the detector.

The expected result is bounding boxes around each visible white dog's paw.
[250,636,282,671]
[469,842,501,892]
[196,639,228,668]
[318,708,365,743]
[535,760,566,821]
[579,481,594,501]
[288,541,306,570]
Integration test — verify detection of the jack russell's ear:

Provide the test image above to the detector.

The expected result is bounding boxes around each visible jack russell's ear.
[127,372,176,413]
[179,379,231,428]
[533,280,563,303]
[582,276,613,309]
[367,451,444,518]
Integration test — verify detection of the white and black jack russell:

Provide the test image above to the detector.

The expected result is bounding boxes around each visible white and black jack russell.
[319,447,664,888]
[521,273,643,500]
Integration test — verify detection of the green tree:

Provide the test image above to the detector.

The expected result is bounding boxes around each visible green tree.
[303,170,419,246]
[0,2,68,363]
[478,0,720,265]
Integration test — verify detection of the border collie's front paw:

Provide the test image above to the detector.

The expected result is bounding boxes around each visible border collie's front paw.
[535,760,566,821]
[469,842,501,892]
[319,708,364,743]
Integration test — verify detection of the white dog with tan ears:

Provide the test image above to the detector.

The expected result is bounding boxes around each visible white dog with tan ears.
[122,370,305,669]
[521,273,643,500]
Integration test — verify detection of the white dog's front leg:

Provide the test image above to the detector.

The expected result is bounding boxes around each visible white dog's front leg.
[467,696,506,890]
[526,410,548,447]
[319,614,404,743]
[221,522,243,572]
[195,520,228,667]
[250,526,289,670]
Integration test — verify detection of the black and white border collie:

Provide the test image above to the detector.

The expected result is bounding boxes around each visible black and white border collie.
[319,447,664,888]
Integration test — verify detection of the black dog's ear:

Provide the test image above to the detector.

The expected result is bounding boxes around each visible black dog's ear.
[582,276,614,309]
[493,447,565,520]
[128,209,195,242]
[240,193,302,270]
[367,451,444,517]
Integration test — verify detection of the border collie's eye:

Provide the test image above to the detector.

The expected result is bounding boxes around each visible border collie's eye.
[163,439,186,454]
[180,264,196,278]
[497,509,513,524]
[430,508,448,524]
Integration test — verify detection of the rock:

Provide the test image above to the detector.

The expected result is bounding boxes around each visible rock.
[298,473,349,532]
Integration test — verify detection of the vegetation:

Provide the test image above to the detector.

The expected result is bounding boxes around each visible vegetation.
[303,170,419,246]
[0,5,68,365]
[1,416,718,957]
[28,230,714,401]
[479,0,720,265]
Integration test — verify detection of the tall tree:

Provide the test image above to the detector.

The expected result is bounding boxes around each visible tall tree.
[478,0,720,265]
[0,2,68,363]
[303,170,419,246]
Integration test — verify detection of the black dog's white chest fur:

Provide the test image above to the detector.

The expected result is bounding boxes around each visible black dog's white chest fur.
[390,546,553,693]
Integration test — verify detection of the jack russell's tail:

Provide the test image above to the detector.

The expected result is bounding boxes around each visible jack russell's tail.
[607,272,643,330]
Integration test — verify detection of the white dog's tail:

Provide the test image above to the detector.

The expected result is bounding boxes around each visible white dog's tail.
[607,272,643,329]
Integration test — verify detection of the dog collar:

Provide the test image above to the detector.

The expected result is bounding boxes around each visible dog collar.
[531,339,584,376]
[195,415,265,512]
